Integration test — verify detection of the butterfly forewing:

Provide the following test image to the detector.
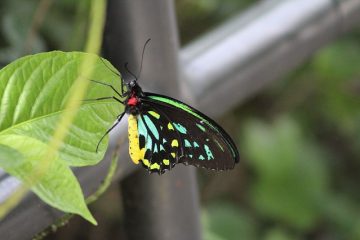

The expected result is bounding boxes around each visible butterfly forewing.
[137,93,239,173]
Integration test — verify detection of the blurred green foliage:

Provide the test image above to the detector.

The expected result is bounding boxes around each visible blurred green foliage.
[202,202,256,240]
[0,0,359,239]
[0,0,89,65]
[244,117,329,231]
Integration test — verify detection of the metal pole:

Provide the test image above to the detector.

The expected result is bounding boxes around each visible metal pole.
[103,1,202,240]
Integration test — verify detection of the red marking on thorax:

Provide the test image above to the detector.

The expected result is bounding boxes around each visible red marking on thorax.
[127,95,138,106]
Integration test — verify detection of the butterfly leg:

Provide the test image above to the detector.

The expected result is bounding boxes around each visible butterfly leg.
[83,96,124,104]
[89,79,124,98]
[96,112,126,152]
[97,57,129,97]
[120,75,127,97]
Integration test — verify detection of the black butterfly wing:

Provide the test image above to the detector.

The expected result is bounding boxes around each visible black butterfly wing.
[138,92,239,173]
[134,108,180,174]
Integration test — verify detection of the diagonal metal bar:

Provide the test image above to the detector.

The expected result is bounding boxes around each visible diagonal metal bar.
[1,0,360,239]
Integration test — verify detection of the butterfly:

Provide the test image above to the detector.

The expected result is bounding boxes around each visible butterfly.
[92,41,239,174]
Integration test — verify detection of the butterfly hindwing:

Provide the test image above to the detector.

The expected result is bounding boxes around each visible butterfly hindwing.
[137,93,239,173]
[134,108,184,173]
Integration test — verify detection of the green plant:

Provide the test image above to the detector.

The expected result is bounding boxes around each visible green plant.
[0,51,121,224]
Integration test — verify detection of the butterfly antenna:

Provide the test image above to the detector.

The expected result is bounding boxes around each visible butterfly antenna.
[137,38,151,80]
[124,38,151,81]
[124,62,138,80]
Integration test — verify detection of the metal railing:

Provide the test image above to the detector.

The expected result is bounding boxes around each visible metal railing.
[1,0,360,239]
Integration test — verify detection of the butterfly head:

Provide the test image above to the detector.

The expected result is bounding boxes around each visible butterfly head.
[125,79,144,115]
[127,79,137,89]
[126,79,143,95]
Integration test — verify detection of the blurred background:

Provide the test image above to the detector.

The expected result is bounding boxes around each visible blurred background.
[1,0,360,239]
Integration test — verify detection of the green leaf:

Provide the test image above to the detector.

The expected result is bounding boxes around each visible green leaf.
[0,143,24,169]
[0,51,122,223]
[0,135,96,224]
[0,51,122,166]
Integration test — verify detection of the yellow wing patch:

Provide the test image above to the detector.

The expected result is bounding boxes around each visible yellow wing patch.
[148,111,160,119]
[171,139,179,147]
[150,162,160,170]
[167,122,174,130]
[142,159,150,167]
